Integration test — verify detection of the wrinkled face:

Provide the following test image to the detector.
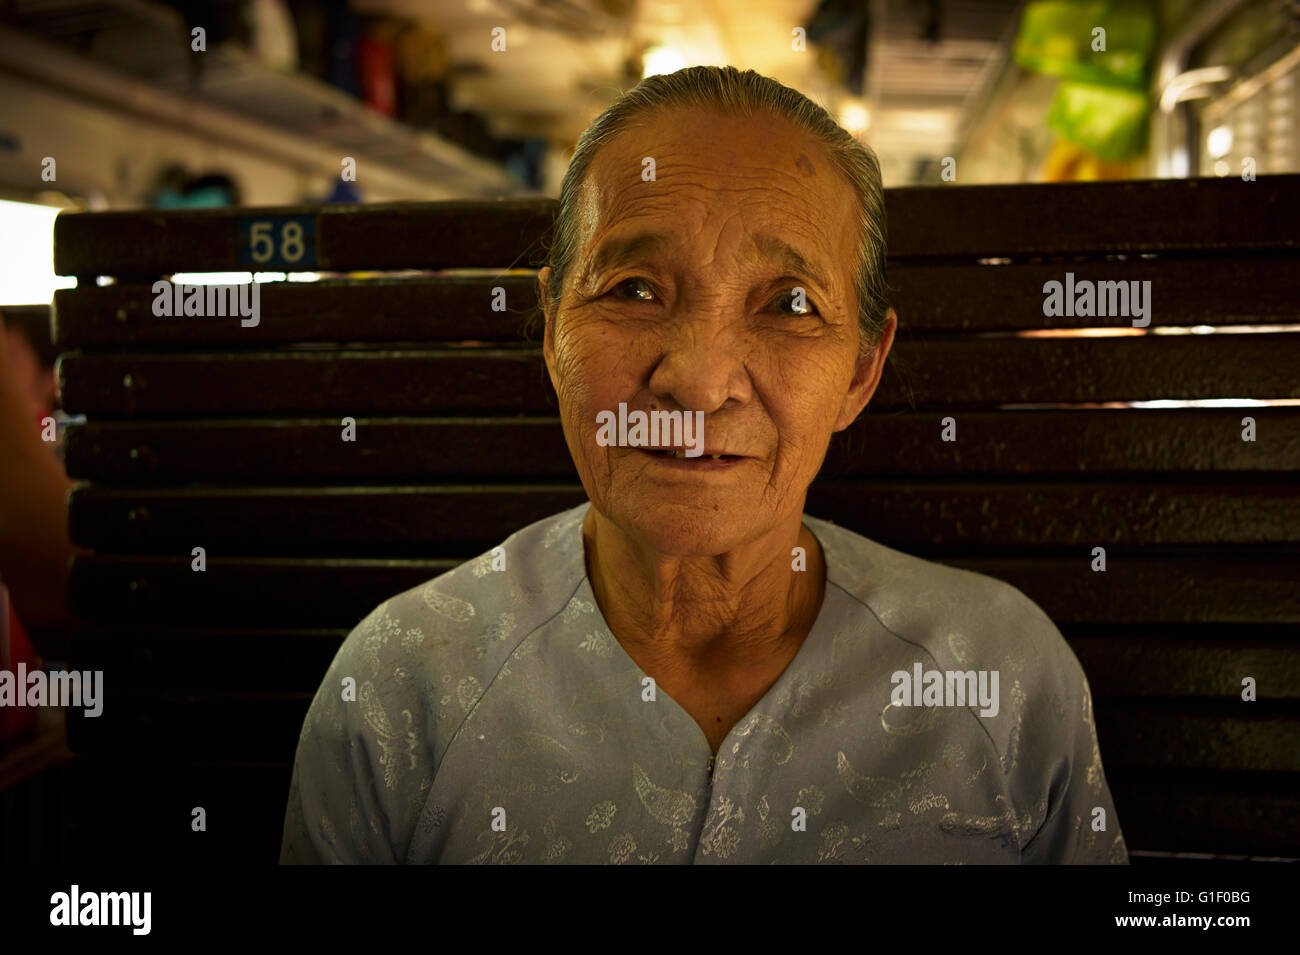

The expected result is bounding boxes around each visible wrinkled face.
[541,106,891,557]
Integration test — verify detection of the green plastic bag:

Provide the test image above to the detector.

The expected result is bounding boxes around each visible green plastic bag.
[1013,0,1155,87]
[1046,81,1151,160]
[1013,0,1156,160]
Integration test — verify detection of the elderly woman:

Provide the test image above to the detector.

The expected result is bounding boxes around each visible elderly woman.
[281,66,1126,865]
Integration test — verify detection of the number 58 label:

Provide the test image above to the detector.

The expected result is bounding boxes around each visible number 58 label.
[237,214,317,268]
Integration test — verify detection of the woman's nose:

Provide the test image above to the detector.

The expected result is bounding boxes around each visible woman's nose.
[646,314,751,414]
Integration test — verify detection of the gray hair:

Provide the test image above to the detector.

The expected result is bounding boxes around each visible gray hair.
[538,64,890,351]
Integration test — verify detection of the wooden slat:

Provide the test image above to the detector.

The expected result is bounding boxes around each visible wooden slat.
[64,694,309,762]
[814,408,1300,476]
[889,254,1300,332]
[15,757,293,865]
[67,484,588,555]
[59,623,1300,699]
[55,334,1300,416]
[61,409,1300,482]
[1108,772,1300,857]
[53,198,558,276]
[882,333,1300,408]
[66,693,1298,773]
[941,557,1300,626]
[1067,635,1300,700]
[66,554,1300,630]
[57,349,554,416]
[64,417,576,481]
[1093,704,1300,773]
[52,254,1300,346]
[885,175,1300,258]
[806,482,1300,552]
[39,758,1300,860]
[51,178,1300,277]
[68,556,454,627]
[52,276,543,347]
[65,483,1300,555]
[62,694,301,761]
[65,627,348,692]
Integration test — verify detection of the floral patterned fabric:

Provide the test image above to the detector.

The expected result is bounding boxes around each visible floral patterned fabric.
[280,502,1127,864]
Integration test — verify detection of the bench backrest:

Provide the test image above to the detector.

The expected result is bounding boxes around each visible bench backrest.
[51,176,1300,862]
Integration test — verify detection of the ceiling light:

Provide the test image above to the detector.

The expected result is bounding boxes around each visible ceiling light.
[1206,125,1233,158]
[839,101,870,134]
[643,45,687,78]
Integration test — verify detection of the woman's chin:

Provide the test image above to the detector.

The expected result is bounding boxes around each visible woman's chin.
[602,499,761,557]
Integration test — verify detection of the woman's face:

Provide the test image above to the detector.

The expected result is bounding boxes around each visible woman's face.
[540,106,894,558]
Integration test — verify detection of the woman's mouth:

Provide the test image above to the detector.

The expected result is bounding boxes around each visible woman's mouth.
[637,448,742,467]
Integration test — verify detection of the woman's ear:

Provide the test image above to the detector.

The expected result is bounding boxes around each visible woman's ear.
[538,266,556,377]
[833,307,897,432]
[537,266,552,317]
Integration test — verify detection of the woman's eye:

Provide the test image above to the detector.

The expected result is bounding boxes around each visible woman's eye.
[608,277,655,301]
[774,288,819,316]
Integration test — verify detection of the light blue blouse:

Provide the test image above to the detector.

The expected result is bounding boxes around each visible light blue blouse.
[280,502,1127,864]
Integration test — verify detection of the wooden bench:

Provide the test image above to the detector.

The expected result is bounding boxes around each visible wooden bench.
[48,177,1300,863]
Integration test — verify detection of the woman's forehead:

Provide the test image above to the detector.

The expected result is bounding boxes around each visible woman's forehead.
[587,108,839,200]
[577,112,858,269]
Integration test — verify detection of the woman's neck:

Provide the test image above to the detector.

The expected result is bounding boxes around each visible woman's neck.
[581,505,827,674]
